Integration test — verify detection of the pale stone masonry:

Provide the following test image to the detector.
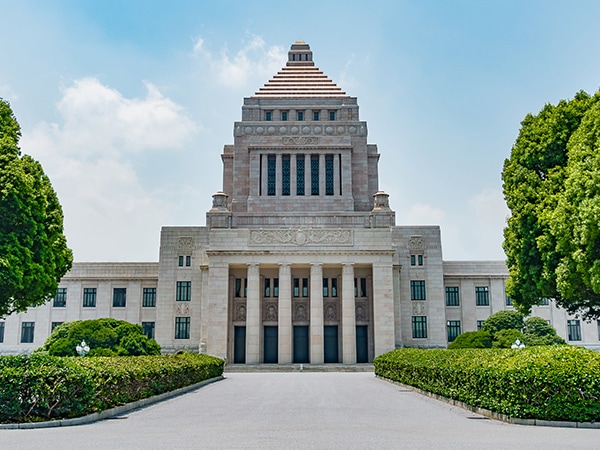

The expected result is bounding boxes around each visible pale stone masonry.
[1,41,599,357]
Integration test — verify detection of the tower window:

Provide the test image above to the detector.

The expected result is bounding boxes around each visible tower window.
[265,111,272,121]
[297,111,304,121]
[313,111,319,121]
[267,155,276,196]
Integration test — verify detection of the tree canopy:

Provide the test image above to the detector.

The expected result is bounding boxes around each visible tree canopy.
[0,99,73,317]
[502,90,600,319]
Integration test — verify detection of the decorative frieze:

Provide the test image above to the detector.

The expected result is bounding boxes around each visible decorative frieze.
[178,237,193,254]
[409,235,424,251]
[282,136,319,146]
[324,302,337,321]
[234,301,247,321]
[264,302,278,321]
[412,302,426,315]
[249,229,353,246]
[176,303,190,316]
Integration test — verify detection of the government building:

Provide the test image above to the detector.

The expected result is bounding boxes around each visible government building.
[1,41,598,360]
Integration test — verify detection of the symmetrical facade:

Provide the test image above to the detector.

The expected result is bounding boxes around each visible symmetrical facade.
[2,41,599,358]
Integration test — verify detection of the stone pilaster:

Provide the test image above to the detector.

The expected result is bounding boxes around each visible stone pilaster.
[278,263,292,363]
[206,262,229,359]
[246,263,260,364]
[342,263,356,363]
[372,262,395,357]
[310,263,324,363]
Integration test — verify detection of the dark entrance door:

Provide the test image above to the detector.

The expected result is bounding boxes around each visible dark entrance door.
[356,325,368,363]
[234,326,246,364]
[264,326,278,363]
[293,326,309,363]
[324,325,339,363]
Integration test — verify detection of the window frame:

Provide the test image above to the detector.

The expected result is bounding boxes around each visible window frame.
[175,317,190,339]
[21,321,35,343]
[53,287,67,307]
[142,287,157,307]
[475,286,489,306]
[411,316,427,339]
[445,286,460,306]
[410,280,426,301]
[83,287,97,307]
[112,288,127,308]
[176,281,191,302]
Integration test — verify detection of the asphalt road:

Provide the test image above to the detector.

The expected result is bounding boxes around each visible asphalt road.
[1,372,598,449]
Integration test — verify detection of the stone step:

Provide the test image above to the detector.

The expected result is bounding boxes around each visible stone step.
[224,364,374,373]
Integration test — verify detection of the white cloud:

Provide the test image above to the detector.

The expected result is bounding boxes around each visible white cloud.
[20,78,200,261]
[192,35,286,89]
[400,203,446,225]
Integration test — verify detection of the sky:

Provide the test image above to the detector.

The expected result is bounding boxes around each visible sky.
[2,0,600,263]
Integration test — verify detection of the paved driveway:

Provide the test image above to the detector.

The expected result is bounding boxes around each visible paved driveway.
[1,372,598,449]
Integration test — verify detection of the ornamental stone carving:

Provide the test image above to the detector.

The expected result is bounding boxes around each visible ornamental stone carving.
[282,136,319,146]
[356,302,368,321]
[264,302,278,321]
[412,302,426,315]
[409,235,425,251]
[235,303,246,321]
[176,303,190,316]
[324,303,337,321]
[178,237,193,254]
[295,303,308,321]
[249,229,352,246]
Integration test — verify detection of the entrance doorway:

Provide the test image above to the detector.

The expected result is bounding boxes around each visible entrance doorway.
[356,325,368,363]
[293,326,309,363]
[234,326,246,364]
[324,325,339,363]
[264,326,278,363]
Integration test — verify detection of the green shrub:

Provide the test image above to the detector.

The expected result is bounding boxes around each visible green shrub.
[40,318,160,356]
[480,310,524,335]
[374,346,599,422]
[0,353,225,423]
[447,331,492,349]
[492,329,524,348]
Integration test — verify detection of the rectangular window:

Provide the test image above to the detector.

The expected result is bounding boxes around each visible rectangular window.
[281,111,288,121]
[143,287,156,307]
[323,278,329,297]
[410,255,416,266]
[506,296,513,306]
[331,278,338,297]
[354,278,367,298]
[477,320,485,331]
[329,111,336,121]
[567,320,582,341]
[296,154,305,196]
[0,322,5,343]
[293,278,300,297]
[540,297,550,306]
[264,278,271,297]
[186,255,191,267]
[21,322,35,343]
[175,317,190,339]
[325,154,334,195]
[297,111,304,121]
[282,154,290,196]
[113,288,126,307]
[302,278,309,297]
[235,278,247,298]
[176,281,191,301]
[267,154,276,196]
[178,255,184,267]
[142,322,155,339]
[313,111,319,121]
[265,111,272,121]
[410,280,426,301]
[311,155,319,195]
[447,320,461,342]
[83,288,97,307]
[418,255,423,266]
[445,287,460,306]
[475,287,489,306]
[51,321,63,332]
[411,316,427,339]
[273,278,279,297]
[53,288,67,307]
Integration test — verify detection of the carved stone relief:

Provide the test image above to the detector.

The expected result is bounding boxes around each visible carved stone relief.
[355,301,368,321]
[176,303,190,316]
[249,229,352,246]
[282,136,319,145]
[234,302,247,321]
[264,302,278,321]
[294,303,309,321]
[324,302,337,321]
[178,237,193,254]
[412,302,426,315]
[409,235,424,251]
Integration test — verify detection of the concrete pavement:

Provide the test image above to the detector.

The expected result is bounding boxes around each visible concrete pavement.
[1,372,598,449]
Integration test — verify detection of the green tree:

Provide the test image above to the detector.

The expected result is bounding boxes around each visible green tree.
[447,330,492,349]
[0,99,73,317]
[502,90,600,319]
[522,316,566,346]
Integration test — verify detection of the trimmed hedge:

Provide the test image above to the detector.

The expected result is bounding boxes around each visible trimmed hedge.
[374,346,600,422]
[0,353,224,423]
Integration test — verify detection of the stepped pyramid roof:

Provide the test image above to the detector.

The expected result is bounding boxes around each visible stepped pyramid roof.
[253,40,348,98]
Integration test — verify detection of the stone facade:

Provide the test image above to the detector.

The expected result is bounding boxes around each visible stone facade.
[2,41,599,358]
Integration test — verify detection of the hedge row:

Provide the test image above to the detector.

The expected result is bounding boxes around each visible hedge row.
[0,353,225,423]
[374,346,600,422]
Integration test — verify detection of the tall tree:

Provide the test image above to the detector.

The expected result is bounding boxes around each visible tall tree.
[502,91,600,319]
[0,99,73,317]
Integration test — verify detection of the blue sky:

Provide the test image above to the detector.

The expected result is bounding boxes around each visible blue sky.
[2,0,600,262]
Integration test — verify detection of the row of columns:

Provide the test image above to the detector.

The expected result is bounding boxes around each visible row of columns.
[205,260,395,363]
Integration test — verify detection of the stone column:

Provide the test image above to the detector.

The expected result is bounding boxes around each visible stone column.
[206,261,229,360]
[290,154,297,197]
[372,262,395,357]
[342,263,356,363]
[306,155,312,196]
[261,155,268,196]
[333,153,341,196]
[276,154,282,196]
[246,263,261,364]
[310,263,324,364]
[319,153,326,197]
[278,263,292,363]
